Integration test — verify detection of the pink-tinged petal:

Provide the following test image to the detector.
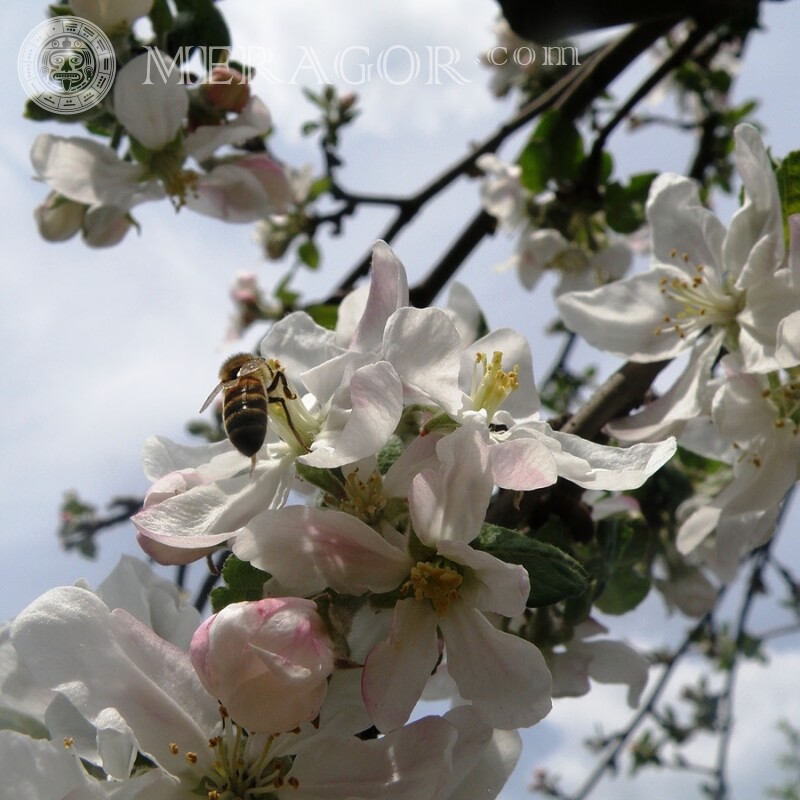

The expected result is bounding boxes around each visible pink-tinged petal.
[12,588,216,778]
[185,164,277,223]
[349,241,410,353]
[288,714,457,800]
[300,361,403,468]
[439,604,552,729]
[545,427,677,490]
[437,540,529,617]
[114,52,188,150]
[557,265,694,361]
[446,281,484,347]
[362,599,440,732]
[443,707,522,800]
[409,425,493,546]
[233,507,412,595]
[383,307,464,413]
[490,437,558,490]
[608,332,724,442]
[133,457,293,564]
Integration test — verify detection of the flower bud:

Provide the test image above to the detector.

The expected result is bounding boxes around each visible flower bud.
[203,67,251,113]
[34,192,84,242]
[190,598,335,732]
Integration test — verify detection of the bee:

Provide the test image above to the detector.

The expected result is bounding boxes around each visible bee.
[200,353,295,471]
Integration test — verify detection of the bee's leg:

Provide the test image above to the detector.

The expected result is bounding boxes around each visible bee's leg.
[250,454,258,476]
[268,394,305,450]
[266,369,297,400]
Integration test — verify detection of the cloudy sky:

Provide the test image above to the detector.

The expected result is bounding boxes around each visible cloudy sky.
[3,2,800,797]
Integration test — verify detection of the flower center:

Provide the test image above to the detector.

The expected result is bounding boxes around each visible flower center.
[470,351,519,421]
[336,468,387,525]
[402,560,463,615]
[168,708,299,799]
[761,369,800,430]
[653,251,742,340]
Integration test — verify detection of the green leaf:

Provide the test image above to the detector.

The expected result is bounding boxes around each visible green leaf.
[304,304,338,330]
[295,463,346,498]
[605,172,657,233]
[298,239,321,269]
[148,0,175,39]
[517,110,585,193]
[594,566,650,614]
[476,524,587,607]
[776,151,800,247]
[210,555,270,613]
[168,0,231,69]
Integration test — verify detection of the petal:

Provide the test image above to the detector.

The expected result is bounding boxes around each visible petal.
[489,436,558,490]
[113,52,188,150]
[440,604,552,729]
[383,307,463,414]
[301,361,403,468]
[288,714,457,800]
[557,265,695,361]
[349,241,410,353]
[436,539,529,617]
[233,507,412,595]
[185,96,272,162]
[648,173,726,270]
[607,332,723,442]
[30,134,159,209]
[12,588,216,777]
[544,426,677,490]
[362,599,440,732]
[409,424,494,546]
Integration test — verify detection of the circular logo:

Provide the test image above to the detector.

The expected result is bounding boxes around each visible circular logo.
[18,16,116,115]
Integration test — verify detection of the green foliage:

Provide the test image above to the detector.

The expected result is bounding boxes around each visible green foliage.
[168,0,232,70]
[304,303,339,330]
[518,110,586,193]
[604,172,657,234]
[776,150,800,247]
[476,523,588,607]
[209,554,270,613]
[297,239,321,269]
[593,520,651,614]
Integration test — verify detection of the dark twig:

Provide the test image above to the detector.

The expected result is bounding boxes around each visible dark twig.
[193,549,231,613]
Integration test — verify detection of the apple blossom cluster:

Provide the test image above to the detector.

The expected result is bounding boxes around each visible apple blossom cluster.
[557,123,800,579]
[2,240,676,796]
[29,1,305,248]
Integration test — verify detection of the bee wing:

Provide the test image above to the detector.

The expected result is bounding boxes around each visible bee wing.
[236,358,267,378]
[199,380,225,413]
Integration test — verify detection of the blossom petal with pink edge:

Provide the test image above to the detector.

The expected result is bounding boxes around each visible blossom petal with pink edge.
[233,506,412,595]
[185,96,272,161]
[362,598,440,732]
[489,436,558,490]
[349,241,410,353]
[439,604,552,729]
[409,424,494,547]
[12,588,217,779]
